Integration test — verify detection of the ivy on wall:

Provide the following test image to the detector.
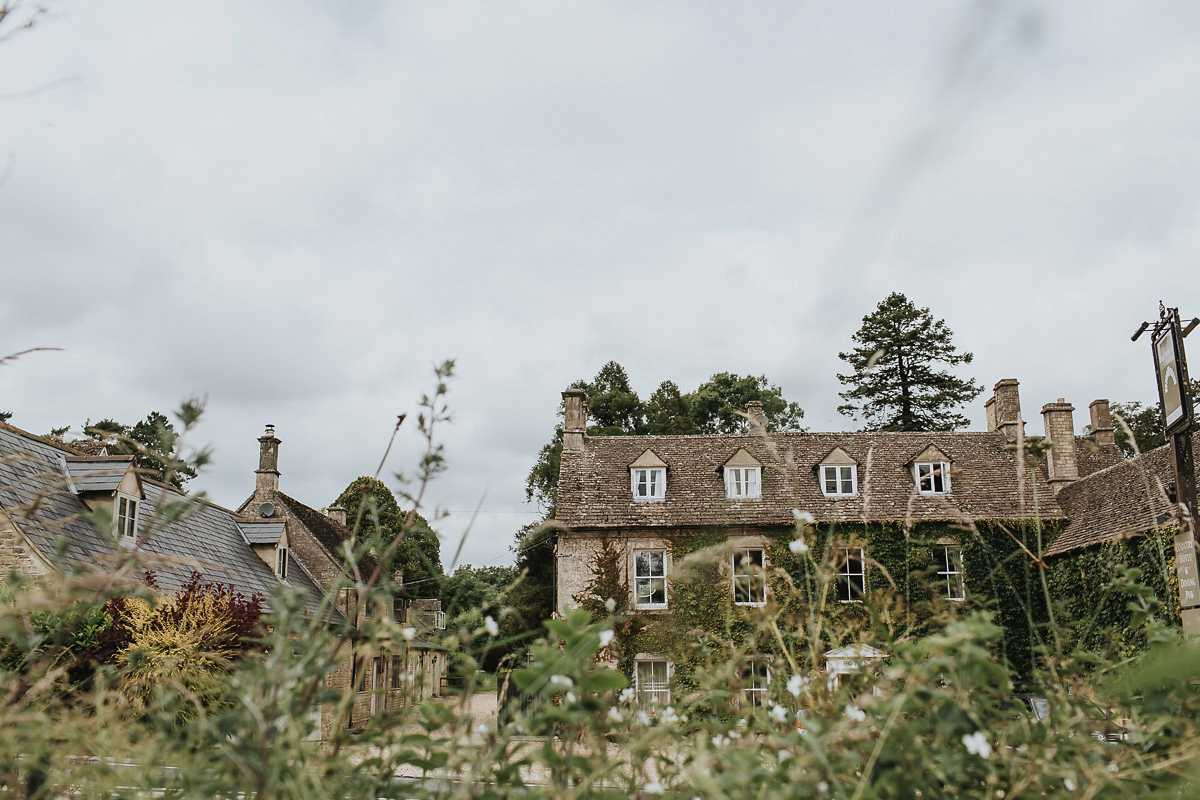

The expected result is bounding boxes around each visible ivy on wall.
[573,518,1066,699]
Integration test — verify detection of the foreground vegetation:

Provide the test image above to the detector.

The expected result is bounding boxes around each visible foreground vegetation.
[3,366,1199,799]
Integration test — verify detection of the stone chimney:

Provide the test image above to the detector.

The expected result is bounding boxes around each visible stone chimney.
[562,389,587,452]
[745,400,766,431]
[326,505,347,526]
[255,424,281,494]
[1089,399,1116,446]
[1042,399,1078,493]
[992,379,1023,443]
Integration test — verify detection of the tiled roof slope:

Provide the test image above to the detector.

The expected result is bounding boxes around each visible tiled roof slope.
[65,456,134,492]
[1045,432,1196,557]
[557,431,1064,530]
[1073,436,1125,477]
[0,422,326,613]
[277,493,380,578]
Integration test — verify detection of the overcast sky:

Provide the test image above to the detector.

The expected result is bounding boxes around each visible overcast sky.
[2,1,1196,573]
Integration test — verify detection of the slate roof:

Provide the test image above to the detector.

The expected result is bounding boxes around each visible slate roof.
[0,422,326,613]
[1044,432,1195,557]
[556,431,1064,530]
[237,520,286,545]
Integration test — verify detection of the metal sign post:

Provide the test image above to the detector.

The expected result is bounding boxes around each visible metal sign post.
[1134,304,1199,633]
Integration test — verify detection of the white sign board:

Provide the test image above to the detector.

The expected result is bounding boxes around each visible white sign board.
[1176,532,1199,609]
[1156,327,1185,431]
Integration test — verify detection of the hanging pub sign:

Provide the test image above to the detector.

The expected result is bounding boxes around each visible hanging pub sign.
[1152,311,1193,436]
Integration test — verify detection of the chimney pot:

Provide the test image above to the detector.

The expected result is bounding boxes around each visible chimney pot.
[255,425,281,495]
[326,505,347,526]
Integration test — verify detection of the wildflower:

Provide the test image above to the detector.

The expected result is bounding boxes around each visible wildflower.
[792,509,815,523]
[817,781,829,793]
[1107,762,1118,774]
[789,538,809,555]
[475,723,488,736]
[620,687,636,705]
[662,706,680,724]
[711,734,730,748]
[599,629,615,647]
[484,616,499,636]
[401,626,416,641]
[549,674,574,688]
[636,710,651,726]
[778,749,791,762]
[787,674,808,698]
[770,704,788,723]
[604,597,616,612]
[844,705,866,723]
[1064,777,1077,791]
[962,731,992,760]
[643,781,665,795]
[607,707,623,723]
[566,691,577,704]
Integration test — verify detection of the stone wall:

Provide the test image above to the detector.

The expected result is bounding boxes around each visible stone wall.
[0,511,49,577]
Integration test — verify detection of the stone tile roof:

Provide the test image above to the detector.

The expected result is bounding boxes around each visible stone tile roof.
[1044,432,1195,557]
[556,431,1064,530]
[0,422,326,613]
[277,493,380,578]
[1073,436,1125,477]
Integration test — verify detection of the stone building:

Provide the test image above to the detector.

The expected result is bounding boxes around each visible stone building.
[0,420,444,739]
[552,380,1124,706]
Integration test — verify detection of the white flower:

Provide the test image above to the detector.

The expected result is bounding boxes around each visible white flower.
[711,734,730,748]
[817,781,829,793]
[662,706,679,724]
[792,509,815,523]
[643,781,665,795]
[607,707,623,723]
[604,597,616,612]
[844,705,866,723]
[599,629,615,647]
[789,538,810,555]
[1107,762,1118,774]
[778,749,791,762]
[475,723,488,736]
[635,710,651,726]
[484,616,499,636]
[770,704,788,723]
[620,687,636,705]
[549,674,574,688]
[566,691,577,704]
[962,731,992,760]
[401,626,416,641]
[1064,777,1077,792]
[787,674,808,697]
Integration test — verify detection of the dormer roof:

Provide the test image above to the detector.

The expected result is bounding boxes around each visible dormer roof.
[237,520,286,545]
[721,448,761,469]
[629,449,668,470]
[818,446,857,466]
[64,456,143,497]
[908,444,953,465]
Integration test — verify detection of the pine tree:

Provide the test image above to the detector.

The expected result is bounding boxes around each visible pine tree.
[837,292,982,431]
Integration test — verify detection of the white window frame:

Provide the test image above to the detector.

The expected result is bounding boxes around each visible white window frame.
[724,466,761,499]
[636,659,671,707]
[935,545,966,601]
[631,468,666,501]
[836,546,865,603]
[732,548,766,606]
[914,462,951,495]
[821,464,858,497]
[115,492,138,541]
[743,661,771,708]
[275,545,289,579]
[434,610,447,629]
[634,549,668,609]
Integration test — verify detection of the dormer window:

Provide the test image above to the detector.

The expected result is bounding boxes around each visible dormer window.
[725,467,761,499]
[629,449,668,502]
[632,468,665,500]
[115,492,138,540]
[915,462,951,494]
[275,545,289,579]
[722,448,762,500]
[818,447,859,498]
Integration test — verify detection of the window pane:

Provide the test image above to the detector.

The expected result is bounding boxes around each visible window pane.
[638,661,669,706]
[824,466,838,493]
[840,466,853,494]
[747,468,759,495]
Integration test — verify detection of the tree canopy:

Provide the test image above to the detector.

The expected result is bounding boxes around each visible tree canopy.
[83,411,198,488]
[333,476,444,596]
[1104,401,1166,457]
[837,292,982,431]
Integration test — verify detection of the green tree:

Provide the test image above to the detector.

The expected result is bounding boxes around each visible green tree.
[573,360,644,434]
[688,372,806,433]
[837,292,982,431]
[509,521,558,636]
[1108,401,1167,457]
[333,477,444,596]
[84,411,198,488]
[644,381,697,435]
[0,411,11,423]
[440,564,517,618]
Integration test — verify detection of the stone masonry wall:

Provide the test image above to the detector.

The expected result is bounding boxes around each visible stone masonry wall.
[0,512,49,577]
